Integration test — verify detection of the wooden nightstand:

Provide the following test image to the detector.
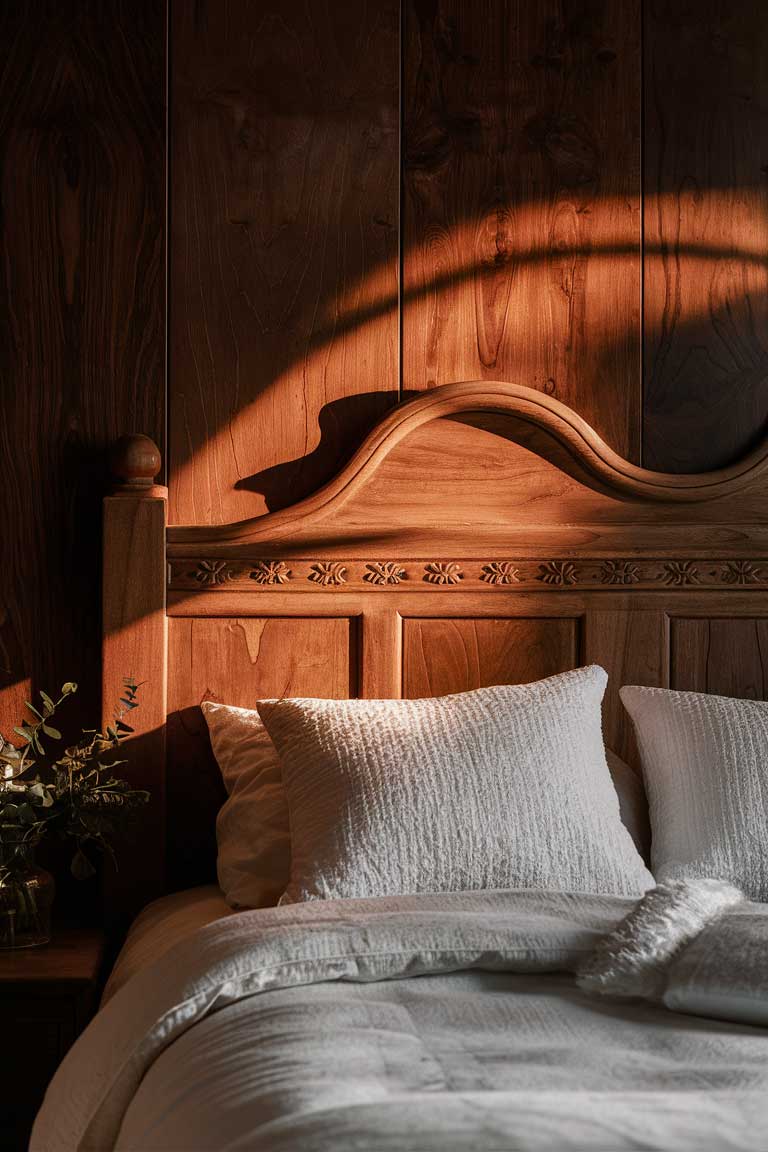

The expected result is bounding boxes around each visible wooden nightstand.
[0,929,105,1151]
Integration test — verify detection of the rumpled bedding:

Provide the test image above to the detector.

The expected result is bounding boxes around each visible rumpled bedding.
[101,885,234,1006]
[31,889,768,1152]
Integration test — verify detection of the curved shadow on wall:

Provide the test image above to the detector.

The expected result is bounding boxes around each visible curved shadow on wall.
[201,248,768,513]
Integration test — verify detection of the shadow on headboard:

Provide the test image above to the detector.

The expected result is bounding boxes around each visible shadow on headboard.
[166,707,226,892]
[103,381,768,927]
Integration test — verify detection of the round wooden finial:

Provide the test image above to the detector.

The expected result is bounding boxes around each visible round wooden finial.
[110,434,162,488]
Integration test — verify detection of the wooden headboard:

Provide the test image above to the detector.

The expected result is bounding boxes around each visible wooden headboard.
[103,381,768,922]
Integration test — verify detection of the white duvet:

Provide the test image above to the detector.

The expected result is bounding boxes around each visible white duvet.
[32,889,768,1152]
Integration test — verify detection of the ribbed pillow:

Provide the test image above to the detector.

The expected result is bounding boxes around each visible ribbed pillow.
[620,686,768,900]
[257,666,653,904]
[202,701,288,908]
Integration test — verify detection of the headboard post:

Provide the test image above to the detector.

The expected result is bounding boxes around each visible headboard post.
[103,435,167,927]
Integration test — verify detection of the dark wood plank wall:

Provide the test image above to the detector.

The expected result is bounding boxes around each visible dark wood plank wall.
[403,0,642,460]
[168,0,768,527]
[2,0,768,734]
[0,1,165,738]
[642,0,768,472]
[169,0,399,523]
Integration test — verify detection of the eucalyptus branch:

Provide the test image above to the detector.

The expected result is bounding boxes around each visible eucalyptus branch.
[11,682,77,773]
[0,677,149,878]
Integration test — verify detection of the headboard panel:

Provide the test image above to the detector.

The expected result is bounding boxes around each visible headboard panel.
[103,384,768,923]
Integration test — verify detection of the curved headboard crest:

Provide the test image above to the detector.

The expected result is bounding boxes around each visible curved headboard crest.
[169,381,768,547]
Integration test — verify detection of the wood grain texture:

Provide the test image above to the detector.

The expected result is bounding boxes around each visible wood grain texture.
[0,0,164,744]
[169,0,399,525]
[166,588,768,620]
[584,609,668,766]
[643,0,768,472]
[168,616,355,706]
[671,618,768,699]
[102,490,168,922]
[403,617,578,698]
[361,610,402,698]
[403,0,642,459]
[166,615,355,888]
[0,928,104,985]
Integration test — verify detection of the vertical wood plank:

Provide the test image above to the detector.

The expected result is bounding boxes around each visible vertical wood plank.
[642,0,768,471]
[671,618,768,699]
[0,1,165,740]
[584,610,668,766]
[169,0,399,524]
[403,0,642,460]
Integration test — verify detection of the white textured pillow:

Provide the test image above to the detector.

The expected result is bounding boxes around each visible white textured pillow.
[202,702,646,908]
[257,666,653,904]
[620,686,768,900]
[202,701,289,908]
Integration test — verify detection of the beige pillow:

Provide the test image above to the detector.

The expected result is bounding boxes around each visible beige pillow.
[257,667,653,904]
[202,701,289,908]
[605,748,651,863]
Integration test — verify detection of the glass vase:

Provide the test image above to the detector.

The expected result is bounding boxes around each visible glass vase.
[0,838,55,949]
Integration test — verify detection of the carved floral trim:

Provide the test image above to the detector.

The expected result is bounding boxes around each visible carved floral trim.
[364,562,407,586]
[249,561,291,585]
[423,562,463,585]
[190,560,236,586]
[308,562,347,586]
[481,562,521,585]
[662,561,700,587]
[537,560,578,586]
[172,557,768,591]
[600,560,640,586]
[722,560,761,585]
